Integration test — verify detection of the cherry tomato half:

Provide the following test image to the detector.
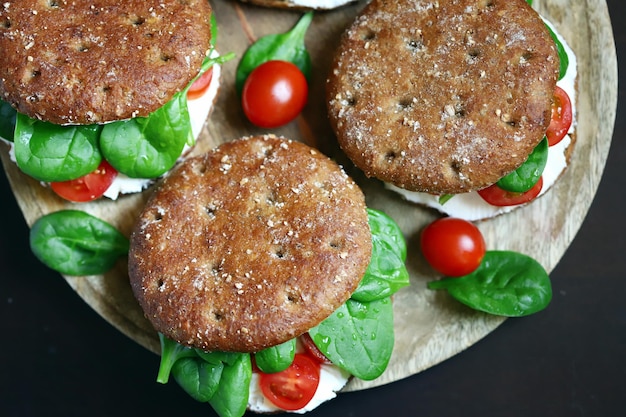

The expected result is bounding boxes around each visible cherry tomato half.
[187,67,214,101]
[259,353,320,411]
[242,60,308,128]
[50,160,118,202]
[477,176,543,207]
[546,85,573,146]
[300,333,332,365]
[420,217,486,277]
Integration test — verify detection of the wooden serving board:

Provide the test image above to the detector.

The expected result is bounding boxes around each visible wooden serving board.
[0,0,617,392]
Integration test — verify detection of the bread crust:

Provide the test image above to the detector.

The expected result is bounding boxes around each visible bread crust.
[129,135,372,353]
[327,0,560,194]
[0,0,212,125]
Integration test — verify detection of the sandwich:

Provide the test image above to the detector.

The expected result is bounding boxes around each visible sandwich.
[128,135,409,415]
[0,0,225,202]
[326,0,577,221]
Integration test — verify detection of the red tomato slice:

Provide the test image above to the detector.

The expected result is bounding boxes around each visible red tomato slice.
[420,217,486,277]
[477,176,543,207]
[259,353,320,411]
[242,60,308,128]
[546,85,573,146]
[300,333,332,365]
[50,160,118,202]
[187,67,214,101]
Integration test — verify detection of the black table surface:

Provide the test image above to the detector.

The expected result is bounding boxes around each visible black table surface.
[2,2,624,416]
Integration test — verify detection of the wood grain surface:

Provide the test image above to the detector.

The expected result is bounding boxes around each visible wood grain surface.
[0,0,617,392]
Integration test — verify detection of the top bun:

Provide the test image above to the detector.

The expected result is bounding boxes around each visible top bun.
[129,135,372,353]
[327,0,560,194]
[0,0,212,125]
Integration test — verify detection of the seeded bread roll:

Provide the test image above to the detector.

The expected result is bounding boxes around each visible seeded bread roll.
[0,0,212,125]
[327,0,560,194]
[129,135,372,353]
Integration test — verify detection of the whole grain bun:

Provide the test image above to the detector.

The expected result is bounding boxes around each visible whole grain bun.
[327,0,560,195]
[129,135,372,353]
[0,0,212,125]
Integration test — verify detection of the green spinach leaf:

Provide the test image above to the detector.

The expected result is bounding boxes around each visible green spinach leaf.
[351,209,409,303]
[367,208,407,260]
[99,90,191,179]
[172,357,224,402]
[210,13,218,48]
[14,114,102,182]
[438,194,454,205]
[235,11,313,95]
[208,353,252,417]
[158,335,251,417]
[29,210,129,276]
[309,297,394,381]
[352,238,409,302]
[157,334,199,383]
[428,250,552,317]
[497,137,548,193]
[254,338,296,373]
[0,100,16,141]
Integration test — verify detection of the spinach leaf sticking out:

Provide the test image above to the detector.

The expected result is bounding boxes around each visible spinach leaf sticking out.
[497,137,548,193]
[308,209,406,380]
[428,250,552,317]
[0,100,17,142]
[157,334,198,384]
[14,114,103,182]
[29,210,129,276]
[96,51,234,179]
[235,11,313,95]
[99,90,191,179]
[254,338,296,373]
[438,194,454,205]
[309,297,394,381]
[158,334,251,417]
[351,208,409,302]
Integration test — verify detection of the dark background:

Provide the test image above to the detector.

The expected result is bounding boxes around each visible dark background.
[1,1,624,416]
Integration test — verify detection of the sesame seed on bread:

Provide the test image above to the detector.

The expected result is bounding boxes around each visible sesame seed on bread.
[128,135,372,353]
[327,0,560,195]
[0,0,212,125]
